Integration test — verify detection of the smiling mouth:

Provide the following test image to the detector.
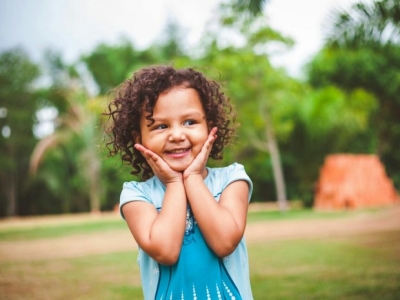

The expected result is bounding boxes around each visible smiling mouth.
[166,148,190,155]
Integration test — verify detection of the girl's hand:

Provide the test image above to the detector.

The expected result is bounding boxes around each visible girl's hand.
[134,144,183,184]
[183,127,218,179]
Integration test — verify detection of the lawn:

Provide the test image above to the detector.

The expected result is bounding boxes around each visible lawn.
[0,206,399,299]
[249,231,400,299]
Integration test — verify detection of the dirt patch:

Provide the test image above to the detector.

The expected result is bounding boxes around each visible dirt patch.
[1,205,399,262]
[245,204,400,243]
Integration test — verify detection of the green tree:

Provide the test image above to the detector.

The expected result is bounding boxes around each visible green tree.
[326,0,400,48]
[30,92,105,213]
[82,22,189,96]
[307,0,400,188]
[0,48,40,216]
[233,0,269,15]
[192,4,298,208]
[81,39,146,95]
[281,86,377,205]
[27,50,111,214]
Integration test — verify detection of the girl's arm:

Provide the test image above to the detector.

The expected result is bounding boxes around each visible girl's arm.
[184,176,249,258]
[122,145,187,265]
[183,127,250,257]
[122,182,186,265]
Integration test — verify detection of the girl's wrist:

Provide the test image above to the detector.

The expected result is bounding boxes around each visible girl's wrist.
[163,175,184,186]
[183,173,203,183]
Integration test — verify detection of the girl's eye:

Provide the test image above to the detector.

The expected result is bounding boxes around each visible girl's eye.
[184,120,196,126]
[154,124,167,130]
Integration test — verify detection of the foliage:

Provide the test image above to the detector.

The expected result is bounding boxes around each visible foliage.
[232,0,269,16]
[24,22,191,216]
[81,23,189,95]
[280,86,378,205]
[325,0,400,48]
[30,92,106,213]
[0,48,40,216]
[2,0,399,216]
[307,0,400,189]
[81,39,146,95]
[189,3,300,203]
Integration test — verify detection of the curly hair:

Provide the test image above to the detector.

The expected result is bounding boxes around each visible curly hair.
[103,65,237,180]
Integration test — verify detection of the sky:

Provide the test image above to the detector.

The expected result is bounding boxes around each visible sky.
[0,0,365,78]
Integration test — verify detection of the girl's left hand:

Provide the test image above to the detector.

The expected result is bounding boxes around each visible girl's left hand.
[134,144,183,184]
[183,127,218,179]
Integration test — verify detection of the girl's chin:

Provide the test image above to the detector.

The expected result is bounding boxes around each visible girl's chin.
[169,164,189,172]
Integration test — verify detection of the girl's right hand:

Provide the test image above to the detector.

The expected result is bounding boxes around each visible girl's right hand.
[134,144,183,184]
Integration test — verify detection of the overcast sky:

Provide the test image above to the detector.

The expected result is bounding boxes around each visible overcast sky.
[0,0,365,78]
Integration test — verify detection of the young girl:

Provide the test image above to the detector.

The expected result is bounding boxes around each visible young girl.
[104,66,253,299]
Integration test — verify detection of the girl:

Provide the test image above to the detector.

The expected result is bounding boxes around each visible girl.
[104,66,253,299]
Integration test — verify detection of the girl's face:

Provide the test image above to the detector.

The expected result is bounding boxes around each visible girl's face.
[139,87,209,173]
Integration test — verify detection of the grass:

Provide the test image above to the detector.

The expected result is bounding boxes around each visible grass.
[249,231,400,299]
[247,206,381,223]
[0,207,399,299]
[0,207,376,241]
[0,218,126,241]
[0,251,143,300]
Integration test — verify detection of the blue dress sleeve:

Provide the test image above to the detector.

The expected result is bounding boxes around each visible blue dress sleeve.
[224,162,253,202]
[119,181,149,219]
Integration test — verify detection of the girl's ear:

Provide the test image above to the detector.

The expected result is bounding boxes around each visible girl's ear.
[132,131,141,144]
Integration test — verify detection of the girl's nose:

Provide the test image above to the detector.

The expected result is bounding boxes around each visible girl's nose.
[168,127,185,142]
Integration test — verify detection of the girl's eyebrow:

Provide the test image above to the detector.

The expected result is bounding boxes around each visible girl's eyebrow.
[151,111,205,122]
[181,111,204,119]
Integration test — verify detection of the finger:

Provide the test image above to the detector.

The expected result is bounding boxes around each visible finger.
[209,127,218,139]
[134,143,147,153]
[205,128,218,151]
[204,127,217,146]
[135,144,157,162]
[144,150,159,164]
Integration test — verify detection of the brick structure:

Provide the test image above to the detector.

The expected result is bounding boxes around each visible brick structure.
[314,154,398,210]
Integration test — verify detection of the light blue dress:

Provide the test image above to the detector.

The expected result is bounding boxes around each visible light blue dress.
[120,163,253,300]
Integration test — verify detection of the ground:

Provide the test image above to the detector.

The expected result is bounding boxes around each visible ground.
[0,203,399,262]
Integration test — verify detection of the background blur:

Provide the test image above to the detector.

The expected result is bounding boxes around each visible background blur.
[1,0,399,217]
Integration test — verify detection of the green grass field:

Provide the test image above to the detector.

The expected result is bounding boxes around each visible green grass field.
[0,207,399,299]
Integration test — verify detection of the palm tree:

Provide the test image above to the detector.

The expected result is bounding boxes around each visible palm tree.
[233,0,269,15]
[30,92,104,213]
[326,0,400,48]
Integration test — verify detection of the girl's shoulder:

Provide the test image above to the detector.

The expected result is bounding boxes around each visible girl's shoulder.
[122,176,161,192]
[207,162,247,178]
[120,176,165,207]
[206,162,253,199]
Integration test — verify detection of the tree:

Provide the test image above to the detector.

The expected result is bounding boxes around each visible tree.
[307,0,400,188]
[82,22,189,96]
[81,39,144,95]
[280,86,377,205]
[192,4,298,208]
[0,48,40,216]
[30,91,105,213]
[325,0,400,48]
[233,0,269,15]
[27,51,108,214]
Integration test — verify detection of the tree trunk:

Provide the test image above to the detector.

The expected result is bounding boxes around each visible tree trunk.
[6,171,17,217]
[264,110,289,211]
[86,147,101,214]
[89,163,101,214]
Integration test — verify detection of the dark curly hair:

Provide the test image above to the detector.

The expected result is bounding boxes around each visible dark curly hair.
[103,65,237,180]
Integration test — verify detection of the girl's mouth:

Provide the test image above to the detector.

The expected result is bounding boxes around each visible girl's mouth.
[166,148,190,156]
